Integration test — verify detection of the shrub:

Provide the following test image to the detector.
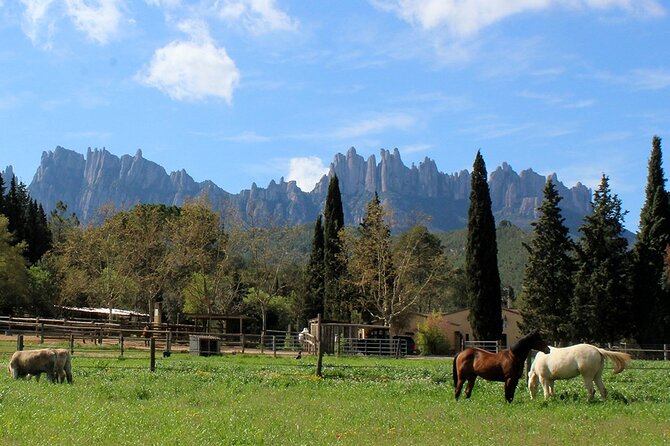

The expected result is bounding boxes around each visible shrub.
[416,313,450,355]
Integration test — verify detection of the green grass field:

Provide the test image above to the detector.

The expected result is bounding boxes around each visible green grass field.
[0,342,668,445]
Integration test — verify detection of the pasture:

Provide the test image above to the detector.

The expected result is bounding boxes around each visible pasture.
[0,342,668,445]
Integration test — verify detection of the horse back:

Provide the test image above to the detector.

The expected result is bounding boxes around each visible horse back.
[457,348,512,382]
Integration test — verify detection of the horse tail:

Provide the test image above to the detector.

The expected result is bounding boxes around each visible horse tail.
[596,348,632,374]
[452,352,460,388]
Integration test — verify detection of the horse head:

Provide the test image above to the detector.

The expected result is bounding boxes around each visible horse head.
[529,330,550,354]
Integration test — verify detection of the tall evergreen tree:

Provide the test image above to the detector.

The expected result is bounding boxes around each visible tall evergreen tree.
[323,175,347,320]
[631,136,670,344]
[24,200,52,264]
[465,151,502,341]
[302,215,325,325]
[520,179,576,345]
[572,175,630,343]
[0,174,5,215]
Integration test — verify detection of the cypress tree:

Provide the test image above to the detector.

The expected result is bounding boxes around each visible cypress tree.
[0,174,5,215]
[466,151,502,341]
[631,136,670,344]
[323,175,347,320]
[572,175,630,343]
[302,215,325,325]
[520,179,576,345]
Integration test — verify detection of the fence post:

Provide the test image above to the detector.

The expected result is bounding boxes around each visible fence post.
[260,332,265,354]
[16,334,23,351]
[39,322,44,344]
[69,334,74,354]
[119,333,124,357]
[335,334,340,357]
[165,331,172,356]
[241,334,245,354]
[316,314,323,377]
[272,336,276,358]
[665,344,668,361]
[150,337,156,372]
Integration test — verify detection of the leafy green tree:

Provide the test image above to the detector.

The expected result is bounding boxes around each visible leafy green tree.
[572,175,631,343]
[416,313,450,355]
[302,215,325,325]
[631,136,670,344]
[392,225,451,314]
[323,174,347,320]
[465,151,502,341]
[26,265,57,316]
[0,215,29,314]
[520,180,576,345]
[348,193,396,325]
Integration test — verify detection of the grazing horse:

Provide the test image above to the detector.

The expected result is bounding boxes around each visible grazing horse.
[528,344,631,400]
[453,331,550,403]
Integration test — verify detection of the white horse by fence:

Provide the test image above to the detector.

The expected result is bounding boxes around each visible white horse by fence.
[528,344,632,400]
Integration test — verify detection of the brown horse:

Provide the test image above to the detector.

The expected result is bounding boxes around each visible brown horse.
[453,331,550,403]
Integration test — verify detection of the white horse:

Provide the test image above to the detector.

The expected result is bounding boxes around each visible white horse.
[528,344,631,400]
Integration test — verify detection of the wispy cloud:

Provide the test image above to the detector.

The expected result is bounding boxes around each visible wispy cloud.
[518,90,596,109]
[331,113,416,139]
[20,0,126,47]
[221,131,270,143]
[631,68,670,90]
[135,20,240,102]
[286,156,329,191]
[214,0,299,34]
[371,0,665,37]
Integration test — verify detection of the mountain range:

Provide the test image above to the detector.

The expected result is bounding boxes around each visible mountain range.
[5,146,593,233]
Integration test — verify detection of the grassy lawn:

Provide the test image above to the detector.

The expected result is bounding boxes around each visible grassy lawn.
[0,342,668,445]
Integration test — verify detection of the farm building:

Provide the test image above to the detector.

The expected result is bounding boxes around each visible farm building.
[390,308,524,352]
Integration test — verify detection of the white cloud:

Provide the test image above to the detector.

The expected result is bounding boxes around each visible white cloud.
[64,0,124,44]
[20,0,56,47]
[371,0,665,37]
[287,157,329,192]
[215,0,299,34]
[20,0,124,46]
[135,21,240,102]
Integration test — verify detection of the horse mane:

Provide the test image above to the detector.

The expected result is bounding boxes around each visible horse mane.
[509,331,539,358]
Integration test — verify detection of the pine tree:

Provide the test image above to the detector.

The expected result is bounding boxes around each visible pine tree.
[466,151,502,341]
[302,215,325,325]
[520,179,576,345]
[572,175,630,343]
[631,136,670,344]
[323,175,347,320]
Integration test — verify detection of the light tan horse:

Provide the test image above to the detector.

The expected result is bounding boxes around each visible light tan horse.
[528,344,631,400]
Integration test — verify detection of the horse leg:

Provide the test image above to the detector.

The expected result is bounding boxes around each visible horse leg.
[464,376,476,399]
[454,377,465,400]
[505,378,518,403]
[541,378,552,400]
[594,371,607,399]
[582,376,595,400]
[528,370,538,400]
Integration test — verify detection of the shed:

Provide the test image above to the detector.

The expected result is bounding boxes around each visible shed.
[189,335,221,356]
[307,319,390,354]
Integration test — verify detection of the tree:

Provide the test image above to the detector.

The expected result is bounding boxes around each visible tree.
[392,225,451,315]
[301,215,325,325]
[520,179,576,345]
[465,151,502,341]
[631,136,670,344]
[572,175,631,343]
[0,216,29,314]
[48,201,80,245]
[323,174,347,320]
[348,193,396,325]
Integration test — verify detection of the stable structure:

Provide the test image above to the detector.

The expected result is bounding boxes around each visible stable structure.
[307,319,391,354]
[57,306,150,322]
[181,313,250,334]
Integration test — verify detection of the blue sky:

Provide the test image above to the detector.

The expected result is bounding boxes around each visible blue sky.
[1,1,669,232]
